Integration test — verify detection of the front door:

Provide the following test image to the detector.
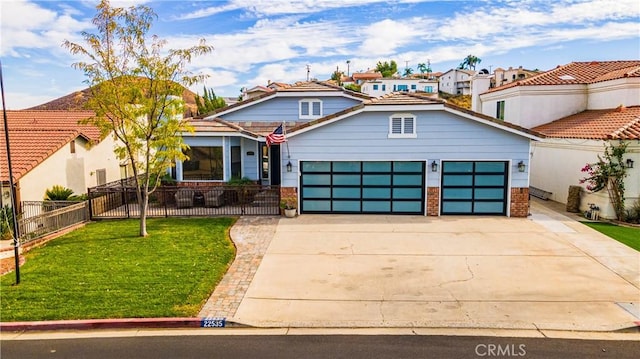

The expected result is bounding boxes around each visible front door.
[260,143,281,186]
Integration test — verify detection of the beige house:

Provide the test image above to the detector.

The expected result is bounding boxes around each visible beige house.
[491,66,539,88]
[0,110,121,206]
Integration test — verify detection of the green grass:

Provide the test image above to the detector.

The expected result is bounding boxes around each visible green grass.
[1,217,236,321]
[583,222,640,252]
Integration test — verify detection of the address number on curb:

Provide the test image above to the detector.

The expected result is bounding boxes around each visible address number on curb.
[201,317,226,328]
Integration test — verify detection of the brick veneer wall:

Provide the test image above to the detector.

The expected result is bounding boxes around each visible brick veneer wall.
[510,187,529,217]
[427,187,439,216]
[280,187,298,202]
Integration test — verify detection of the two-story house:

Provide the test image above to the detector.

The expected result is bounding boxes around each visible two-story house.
[178,81,540,217]
[491,66,539,88]
[439,69,475,95]
[477,61,640,218]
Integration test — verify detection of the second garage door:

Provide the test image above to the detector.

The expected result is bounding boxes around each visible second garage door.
[300,161,425,214]
[441,161,508,215]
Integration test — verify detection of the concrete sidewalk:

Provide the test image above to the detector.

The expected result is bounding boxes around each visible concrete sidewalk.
[223,201,639,331]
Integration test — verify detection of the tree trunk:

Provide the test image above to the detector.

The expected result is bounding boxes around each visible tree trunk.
[607,177,625,221]
[136,187,149,237]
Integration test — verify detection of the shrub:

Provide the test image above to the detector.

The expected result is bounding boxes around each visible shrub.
[44,185,84,201]
[0,205,14,240]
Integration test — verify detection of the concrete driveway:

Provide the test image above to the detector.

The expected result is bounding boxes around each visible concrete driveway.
[232,202,640,331]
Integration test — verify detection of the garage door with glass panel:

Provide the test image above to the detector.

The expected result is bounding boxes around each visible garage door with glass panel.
[300,161,424,214]
[441,161,508,215]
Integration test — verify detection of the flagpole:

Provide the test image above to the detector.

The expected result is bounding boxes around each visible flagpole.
[0,59,21,284]
[283,121,291,160]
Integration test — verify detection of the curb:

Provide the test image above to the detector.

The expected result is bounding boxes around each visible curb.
[0,317,248,332]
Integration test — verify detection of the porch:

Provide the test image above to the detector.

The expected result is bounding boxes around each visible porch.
[87,181,280,219]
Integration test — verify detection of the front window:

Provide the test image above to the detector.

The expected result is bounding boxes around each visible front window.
[424,86,433,93]
[397,85,408,92]
[373,84,379,90]
[299,99,322,119]
[183,146,223,180]
[388,114,416,138]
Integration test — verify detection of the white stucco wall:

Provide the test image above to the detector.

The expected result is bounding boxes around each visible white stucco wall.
[587,78,640,109]
[531,139,640,219]
[480,85,587,128]
[19,135,121,201]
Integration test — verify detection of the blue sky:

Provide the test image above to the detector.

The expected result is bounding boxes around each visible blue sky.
[1,0,639,109]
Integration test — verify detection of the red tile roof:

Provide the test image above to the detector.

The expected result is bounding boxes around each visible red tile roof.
[485,60,640,93]
[1,110,99,182]
[532,106,640,140]
[352,72,383,80]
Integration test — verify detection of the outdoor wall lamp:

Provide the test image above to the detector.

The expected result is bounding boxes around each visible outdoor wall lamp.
[431,161,438,172]
[286,161,293,172]
[517,161,526,172]
[626,158,634,169]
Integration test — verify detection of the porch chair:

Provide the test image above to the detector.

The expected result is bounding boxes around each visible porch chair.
[175,188,195,208]
[204,189,225,208]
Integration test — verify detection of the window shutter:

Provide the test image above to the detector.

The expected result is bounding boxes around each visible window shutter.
[404,118,414,134]
[391,118,402,134]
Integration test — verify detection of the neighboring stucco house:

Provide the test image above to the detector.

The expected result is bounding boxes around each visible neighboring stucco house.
[531,106,639,219]
[439,69,475,95]
[360,78,439,97]
[179,81,540,217]
[351,71,383,85]
[0,110,121,206]
[477,60,640,218]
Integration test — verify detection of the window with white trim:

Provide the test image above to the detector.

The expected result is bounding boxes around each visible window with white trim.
[96,169,107,186]
[388,114,416,138]
[299,99,322,119]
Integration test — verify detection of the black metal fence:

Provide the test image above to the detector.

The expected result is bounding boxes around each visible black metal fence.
[18,201,89,242]
[87,183,281,219]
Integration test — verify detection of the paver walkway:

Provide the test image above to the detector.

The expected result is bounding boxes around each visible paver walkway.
[198,216,279,318]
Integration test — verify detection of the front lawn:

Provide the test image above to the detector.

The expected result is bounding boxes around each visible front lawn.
[1,217,236,321]
[583,222,640,252]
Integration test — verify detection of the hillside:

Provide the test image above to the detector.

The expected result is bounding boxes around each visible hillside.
[438,92,471,110]
[28,81,199,117]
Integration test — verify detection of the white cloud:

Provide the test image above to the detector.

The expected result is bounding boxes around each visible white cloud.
[0,1,91,57]
[359,18,433,55]
[176,0,415,20]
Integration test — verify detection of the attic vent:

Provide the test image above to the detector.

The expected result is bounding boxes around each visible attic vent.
[559,75,575,80]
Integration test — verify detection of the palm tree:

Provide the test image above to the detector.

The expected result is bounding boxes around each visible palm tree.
[417,63,427,74]
[403,67,413,77]
[460,55,481,71]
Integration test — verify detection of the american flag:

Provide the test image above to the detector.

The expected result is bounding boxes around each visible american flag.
[266,124,286,146]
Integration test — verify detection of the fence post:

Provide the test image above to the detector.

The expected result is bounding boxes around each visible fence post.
[124,187,130,219]
[88,188,94,220]
[164,187,168,218]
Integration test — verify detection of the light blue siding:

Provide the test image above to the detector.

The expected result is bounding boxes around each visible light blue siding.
[281,111,531,188]
[242,138,259,180]
[220,96,362,122]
